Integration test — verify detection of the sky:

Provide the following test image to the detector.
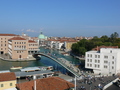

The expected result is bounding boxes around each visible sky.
[0,0,120,37]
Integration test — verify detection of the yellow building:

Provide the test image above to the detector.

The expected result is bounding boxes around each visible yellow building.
[64,40,77,51]
[0,72,16,90]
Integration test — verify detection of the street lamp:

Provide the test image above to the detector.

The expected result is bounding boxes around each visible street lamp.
[74,76,76,90]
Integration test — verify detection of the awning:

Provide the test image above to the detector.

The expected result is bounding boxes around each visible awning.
[0,70,10,73]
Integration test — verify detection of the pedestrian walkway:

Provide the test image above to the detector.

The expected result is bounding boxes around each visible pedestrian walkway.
[71,75,119,90]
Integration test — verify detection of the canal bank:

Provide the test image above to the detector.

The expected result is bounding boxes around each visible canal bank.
[0,54,39,62]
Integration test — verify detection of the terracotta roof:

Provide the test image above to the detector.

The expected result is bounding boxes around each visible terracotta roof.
[16,77,74,90]
[0,72,16,82]
[9,37,26,40]
[28,40,36,43]
[48,39,77,42]
[0,34,17,36]
[92,46,118,51]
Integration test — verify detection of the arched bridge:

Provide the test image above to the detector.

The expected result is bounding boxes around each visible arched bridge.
[33,52,81,78]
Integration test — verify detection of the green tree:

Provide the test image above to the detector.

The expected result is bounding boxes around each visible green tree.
[110,32,119,38]
[78,47,87,55]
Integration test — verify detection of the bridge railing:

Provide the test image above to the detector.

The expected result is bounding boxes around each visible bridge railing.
[36,52,81,77]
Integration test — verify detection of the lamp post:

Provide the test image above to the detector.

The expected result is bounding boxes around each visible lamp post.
[33,75,36,90]
[74,76,76,90]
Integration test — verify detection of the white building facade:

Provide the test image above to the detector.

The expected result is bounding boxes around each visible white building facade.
[85,48,120,75]
[47,40,64,50]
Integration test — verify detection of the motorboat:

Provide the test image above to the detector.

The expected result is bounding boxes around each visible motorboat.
[10,66,22,70]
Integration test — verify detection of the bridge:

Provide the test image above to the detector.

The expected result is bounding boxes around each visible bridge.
[33,52,82,78]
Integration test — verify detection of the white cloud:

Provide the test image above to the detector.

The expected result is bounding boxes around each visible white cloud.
[26,29,36,32]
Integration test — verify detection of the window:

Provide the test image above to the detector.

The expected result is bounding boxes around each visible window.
[90,64,92,67]
[90,59,92,62]
[10,83,12,86]
[112,56,114,59]
[98,55,100,58]
[112,61,114,64]
[95,55,97,58]
[110,50,112,53]
[98,65,100,68]
[95,64,97,67]
[104,56,108,59]
[87,59,89,62]
[95,60,97,63]
[90,54,92,57]
[104,65,107,68]
[87,63,89,67]
[104,61,108,63]
[98,60,100,63]
[112,66,114,69]
[0,84,4,87]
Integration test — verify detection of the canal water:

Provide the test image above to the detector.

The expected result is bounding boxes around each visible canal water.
[0,47,81,74]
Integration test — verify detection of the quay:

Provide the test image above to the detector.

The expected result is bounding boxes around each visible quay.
[0,54,38,61]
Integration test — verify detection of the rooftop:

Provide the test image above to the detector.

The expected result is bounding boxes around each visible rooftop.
[0,72,16,82]
[28,40,36,43]
[9,37,26,40]
[0,34,17,36]
[16,77,74,90]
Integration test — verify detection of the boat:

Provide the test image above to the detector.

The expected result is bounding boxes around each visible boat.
[10,66,22,70]
[47,66,53,70]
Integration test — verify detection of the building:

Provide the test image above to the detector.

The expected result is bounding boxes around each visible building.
[85,48,120,75]
[0,72,16,90]
[0,33,39,60]
[38,32,47,46]
[16,77,75,90]
[47,39,64,50]
[0,34,17,55]
[8,37,28,59]
[8,37,39,59]
[64,40,77,51]
[47,38,77,51]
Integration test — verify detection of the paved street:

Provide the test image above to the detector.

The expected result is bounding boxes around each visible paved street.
[71,75,120,90]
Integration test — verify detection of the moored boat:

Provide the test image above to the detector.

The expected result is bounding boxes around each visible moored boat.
[10,66,22,70]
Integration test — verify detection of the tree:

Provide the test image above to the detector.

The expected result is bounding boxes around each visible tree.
[101,35,109,42]
[78,47,87,55]
[110,32,119,39]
